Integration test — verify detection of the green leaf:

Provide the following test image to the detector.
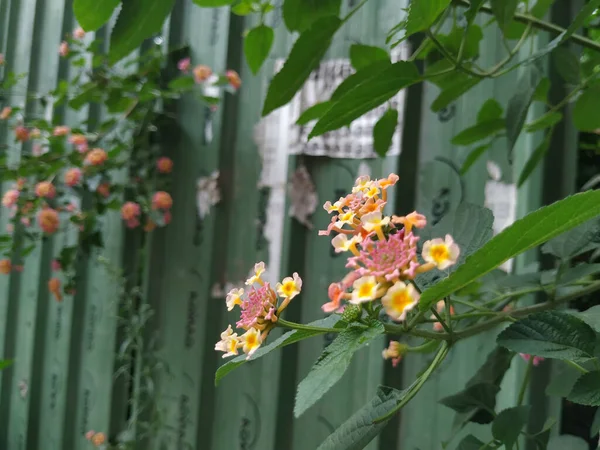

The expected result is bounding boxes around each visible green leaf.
[497,311,596,362]
[525,112,563,133]
[574,85,600,132]
[215,316,341,385]
[457,434,486,450]
[533,77,551,103]
[467,347,514,388]
[492,406,531,450]
[490,0,519,31]
[373,109,398,157]
[464,0,486,24]
[404,0,451,40]
[431,77,480,112]
[0,360,13,370]
[438,25,484,61]
[109,0,175,64]
[310,61,419,138]
[294,322,384,417]
[547,435,588,450]
[440,383,500,423]
[193,0,235,6]
[73,0,120,31]
[568,371,600,406]
[244,25,274,74]
[349,44,389,70]
[517,130,551,188]
[331,60,391,101]
[316,386,408,450]
[282,0,341,33]
[506,62,543,156]
[262,16,341,116]
[477,99,503,122]
[573,304,600,332]
[591,408,600,437]
[419,190,600,310]
[542,217,600,259]
[451,119,505,146]
[232,1,254,15]
[168,76,195,91]
[461,145,489,175]
[546,362,583,397]
[558,265,600,288]
[296,101,334,125]
[553,47,581,85]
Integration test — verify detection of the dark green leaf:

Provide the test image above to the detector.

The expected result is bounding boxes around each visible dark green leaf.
[294,322,384,417]
[438,25,484,61]
[574,85,600,132]
[573,304,600,332]
[431,77,480,112]
[215,316,341,385]
[506,62,543,156]
[404,0,452,40]
[461,145,489,175]
[457,434,486,450]
[464,0,486,23]
[568,371,600,406]
[517,130,551,188]
[553,47,581,85]
[546,362,583,397]
[533,77,550,102]
[310,61,419,138]
[317,386,408,450]
[349,44,389,70]
[497,311,596,362]
[244,25,274,74]
[419,190,600,310]
[109,0,176,64]
[547,435,589,450]
[440,383,500,423]
[282,0,341,32]
[542,217,600,260]
[492,406,531,450]
[490,0,519,31]
[451,119,505,146]
[0,360,13,370]
[373,109,398,157]
[193,0,235,6]
[262,16,341,116]
[467,347,514,388]
[331,60,391,101]
[73,0,120,31]
[296,102,333,125]
[477,99,503,122]
[525,112,563,133]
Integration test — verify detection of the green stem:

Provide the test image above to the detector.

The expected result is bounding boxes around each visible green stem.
[564,359,589,374]
[406,339,440,354]
[277,318,339,334]
[384,322,446,340]
[517,357,534,406]
[431,306,452,334]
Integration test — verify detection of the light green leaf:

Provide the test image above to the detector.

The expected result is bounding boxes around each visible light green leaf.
[193,0,235,6]
[525,112,563,133]
[73,0,120,31]
[546,362,583,397]
[404,0,451,40]
[168,76,195,91]
[0,360,13,370]
[573,304,600,332]
[310,61,419,138]
[553,47,581,85]
[492,406,531,450]
[464,0,487,23]
[349,44,389,70]
[451,119,505,146]
[438,25,484,61]
[490,0,519,31]
[109,0,175,64]
[244,24,274,74]
[574,85,600,132]
[294,322,384,417]
[431,77,480,112]
[316,386,408,450]
[457,434,486,450]
[232,1,254,15]
[497,311,596,362]
[262,16,341,116]
[282,0,341,32]
[461,145,489,175]
[533,77,550,102]
[542,217,600,259]
[331,60,391,101]
[517,130,551,188]
[506,62,543,156]
[591,408,600,437]
[477,99,503,122]
[567,371,600,406]
[419,190,600,310]
[558,265,600,288]
[548,435,589,450]
[373,109,398,157]
[296,101,333,125]
[215,315,341,385]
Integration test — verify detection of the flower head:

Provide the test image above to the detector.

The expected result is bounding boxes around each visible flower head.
[59,41,69,57]
[214,325,241,358]
[157,157,173,174]
[53,125,70,136]
[0,107,12,120]
[178,57,191,73]
[431,300,455,331]
[73,27,85,39]
[392,211,427,232]
[37,208,60,234]
[236,282,276,329]
[520,353,545,366]
[48,277,62,302]
[96,182,110,198]
[323,282,344,313]
[241,327,263,358]
[64,168,82,187]
[276,272,302,299]
[245,261,266,285]
[381,281,419,322]
[85,148,107,166]
[35,181,56,199]
[152,191,173,210]
[350,276,379,304]
[193,65,212,83]
[2,189,19,208]
[422,234,460,270]
[91,432,106,447]
[15,126,29,142]
[0,259,11,274]
[382,340,407,367]
[226,288,244,311]
[361,210,390,239]
[226,70,242,89]
[121,202,141,228]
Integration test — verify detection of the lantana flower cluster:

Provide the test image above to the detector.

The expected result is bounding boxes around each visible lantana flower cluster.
[215,262,302,359]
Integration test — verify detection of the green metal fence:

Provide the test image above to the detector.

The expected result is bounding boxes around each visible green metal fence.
[0,0,578,449]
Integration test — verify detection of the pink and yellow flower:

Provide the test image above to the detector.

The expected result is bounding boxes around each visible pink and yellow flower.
[240,327,262,358]
[276,272,302,300]
[350,276,379,304]
[152,191,172,210]
[0,107,12,120]
[2,189,19,208]
[178,57,191,73]
[214,325,241,358]
[245,261,266,286]
[382,340,406,367]
[37,208,60,234]
[157,157,173,174]
[422,234,460,270]
[226,288,244,311]
[193,65,212,83]
[35,181,56,199]
[64,168,82,187]
[381,281,419,322]
[85,148,108,166]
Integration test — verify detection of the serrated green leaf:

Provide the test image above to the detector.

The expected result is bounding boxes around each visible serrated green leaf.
[506,62,543,156]
[404,0,451,40]
[282,0,341,32]
[316,386,408,450]
[457,434,486,450]
[477,99,503,122]
[262,16,341,116]
[568,371,600,405]
[525,112,563,133]
[294,322,384,417]
[431,77,480,112]
[574,85,600,132]
[419,190,600,310]
[244,25,274,74]
[542,217,600,259]
[215,316,341,385]
[548,435,589,450]
[497,311,596,362]
[573,304,600,332]
[373,109,398,157]
[461,145,489,175]
[517,130,551,188]
[296,101,333,125]
[310,61,419,138]
[109,0,175,64]
[490,0,519,31]
[349,44,389,70]
[553,47,580,85]
[492,406,531,450]
[331,60,391,101]
[193,0,235,6]
[451,119,505,146]
[73,0,120,31]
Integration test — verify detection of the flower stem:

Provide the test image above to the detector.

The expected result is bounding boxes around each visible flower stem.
[517,357,534,406]
[277,318,339,334]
